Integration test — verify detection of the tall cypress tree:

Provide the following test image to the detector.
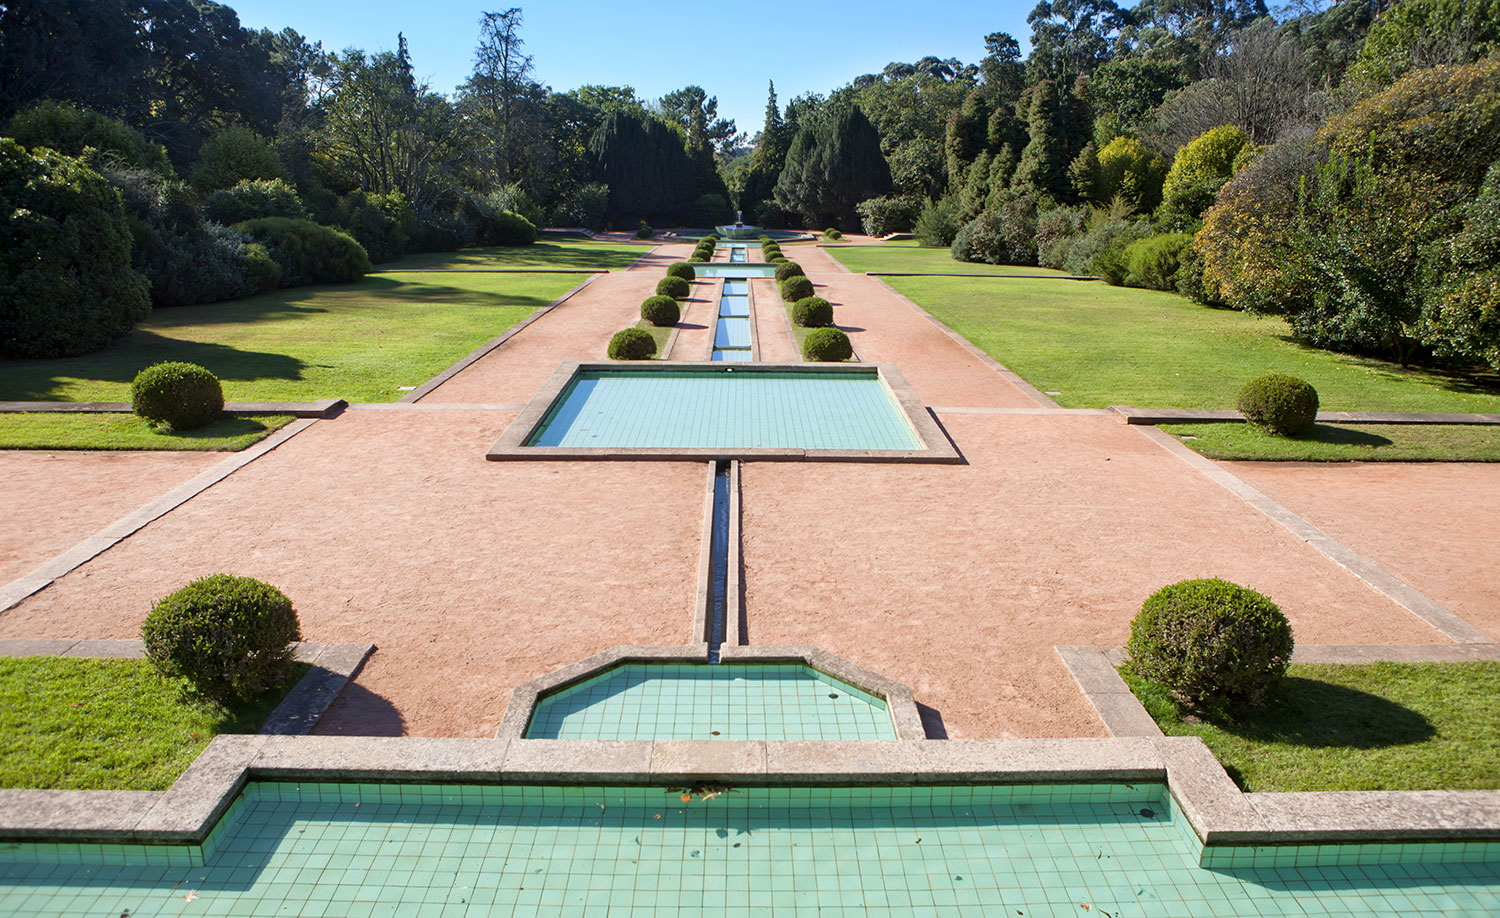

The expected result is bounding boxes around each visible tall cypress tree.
[773,104,891,229]
[1011,80,1070,200]
[739,81,790,219]
[589,110,693,225]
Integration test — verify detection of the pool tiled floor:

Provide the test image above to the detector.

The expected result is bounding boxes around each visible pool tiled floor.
[2,784,1495,917]
[526,662,895,740]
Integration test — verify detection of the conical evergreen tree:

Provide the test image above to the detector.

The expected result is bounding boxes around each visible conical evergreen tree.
[773,104,891,229]
[589,111,693,225]
[1011,80,1070,200]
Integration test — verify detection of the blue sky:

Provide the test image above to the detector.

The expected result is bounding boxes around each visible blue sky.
[228,1,1035,137]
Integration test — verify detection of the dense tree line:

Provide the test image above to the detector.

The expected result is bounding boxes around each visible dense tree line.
[3,0,1499,371]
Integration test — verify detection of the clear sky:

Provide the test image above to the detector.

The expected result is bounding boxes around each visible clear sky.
[227,0,1036,137]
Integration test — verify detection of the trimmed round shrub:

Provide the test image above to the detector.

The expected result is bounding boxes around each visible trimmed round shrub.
[666,262,696,281]
[758,235,773,245]
[770,256,789,264]
[1125,578,1293,716]
[640,294,681,327]
[779,275,815,302]
[791,296,834,328]
[657,275,692,299]
[802,327,852,362]
[635,220,654,239]
[608,327,657,360]
[688,251,709,262]
[1121,233,1194,291]
[761,244,782,259]
[1237,374,1319,436]
[130,362,224,431]
[774,261,805,282]
[823,227,843,240]
[141,574,302,702]
[232,217,371,286]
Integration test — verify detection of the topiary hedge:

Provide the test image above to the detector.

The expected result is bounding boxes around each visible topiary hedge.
[1237,374,1319,437]
[141,574,302,703]
[130,362,224,431]
[791,296,834,328]
[666,262,696,281]
[824,227,843,240]
[802,327,852,361]
[1124,578,1293,717]
[232,217,371,287]
[774,261,805,282]
[761,244,782,260]
[656,275,692,299]
[608,327,657,359]
[640,294,681,327]
[779,275,815,302]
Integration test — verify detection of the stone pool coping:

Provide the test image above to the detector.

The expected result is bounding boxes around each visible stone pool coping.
[1057,643,1500,844]
[491,643,927,743]
[485,361,960,463]
[0,399,346,418]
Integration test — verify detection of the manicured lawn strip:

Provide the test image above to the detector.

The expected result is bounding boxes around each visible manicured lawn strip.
[886,275,1500,413]
[827,244,1069,276]
[1165,422,1500,461]
[634,320,673,358]
[0,272,579,404]
[0,656,310,790]
[0,413,292,451]
[1121,662,1500,792]
[386,240,647,271]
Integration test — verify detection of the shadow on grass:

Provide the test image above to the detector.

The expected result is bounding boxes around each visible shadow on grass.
[0,333,307,400]
[1215,677,1434,750]
[1295,424,1393,447]
[1273,333,1500,399]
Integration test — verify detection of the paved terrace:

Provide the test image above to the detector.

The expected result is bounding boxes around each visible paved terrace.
[0,240,1495,739]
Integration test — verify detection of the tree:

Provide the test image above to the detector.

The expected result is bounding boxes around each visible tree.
[1097,135,1167,212]
[1086,57,1186,137]
[1158,124,1251,227]
[1012,80,1085,200]
[1026,0,1130,85]
[980,33,1026,102]
[773,105,892,230]
[1345,0,1500,93]
[464,9,535,184]
[5,101,172,175]
[657,86,740,160]
[317,37,467,214]
[739,82,791,218]
[0,139,150,357]
[191,126,285,192]
[589,110,694,225]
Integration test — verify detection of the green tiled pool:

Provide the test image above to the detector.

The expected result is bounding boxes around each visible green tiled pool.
[525,368,920,450]
[3,783,1496,916]
[525,662,896,740]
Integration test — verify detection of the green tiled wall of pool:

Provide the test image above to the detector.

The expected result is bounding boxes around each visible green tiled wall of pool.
[525,662,896,741]
[525,370,920,451]
[2,783,1496,916]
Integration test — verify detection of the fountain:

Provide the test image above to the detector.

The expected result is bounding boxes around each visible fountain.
[715,209,762,240]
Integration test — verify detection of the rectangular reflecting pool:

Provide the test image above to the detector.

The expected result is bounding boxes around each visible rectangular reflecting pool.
[692,263,776,278]
[2,783,1495,916]
[489,363,959,462]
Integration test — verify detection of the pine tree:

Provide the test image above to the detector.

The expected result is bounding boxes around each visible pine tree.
[1068,142,1102,203]
[1011,80,1070,200]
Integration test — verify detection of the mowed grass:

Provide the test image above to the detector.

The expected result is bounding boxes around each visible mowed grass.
[0,656,308,790]
[1165,422,1500,461]
[827,243,1069,277]
[1121,662,1500,792]
[385,238,646,271]
[0,271,580,404]
[885,275,1500,413]
[0,412,292,451]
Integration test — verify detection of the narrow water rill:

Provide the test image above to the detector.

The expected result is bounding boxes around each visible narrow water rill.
[711,279,753,362]
[706,460,731,661]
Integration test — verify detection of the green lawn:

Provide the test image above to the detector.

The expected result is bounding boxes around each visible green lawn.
[1122,662,1500,792]
[885,275,1500,413]
[0,271,579,404]
[0,413,292,451]
[385,239,647,271]
[0,656,308,790]
[1165,422,1500,461]
[826,243,1069,276]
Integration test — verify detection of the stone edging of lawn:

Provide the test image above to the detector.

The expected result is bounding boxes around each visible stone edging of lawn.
[1134,424,1493,644]
[0,418,320,615]
[0,399,346,418]
[400,273,602,403]
[868,275,1061,409]
[1057,643,1500,845]
[1112,406,1500,426]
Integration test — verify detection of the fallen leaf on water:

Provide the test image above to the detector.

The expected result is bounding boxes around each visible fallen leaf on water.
[1079,904,1091,911]
[183,891,199,902]
[681,794,693,803]
[653,813,661,819]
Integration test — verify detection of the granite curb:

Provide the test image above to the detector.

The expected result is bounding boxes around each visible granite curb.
[1112,405,1500,426]
[0,399,346,418]
[1058,643,1500,845]
[1135,424,1494,644]
[402,273,599,404]
[0,418,319,614]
